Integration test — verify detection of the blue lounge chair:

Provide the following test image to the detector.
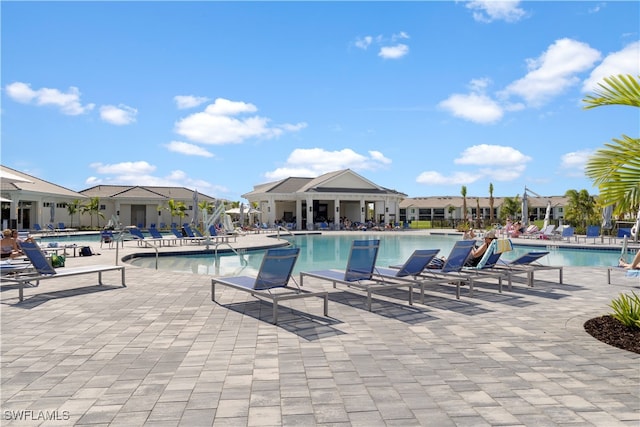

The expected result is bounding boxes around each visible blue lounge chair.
[458,238,513,295]
[395,239,476,299]
[300,240,430,311]
[495,251,563,287]
[3,241,125,302]
[148,227,179,246]
[212,247,328,324]
[100,230,114,248]
[578,225,601,244]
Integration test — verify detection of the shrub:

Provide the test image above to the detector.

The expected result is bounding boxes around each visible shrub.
[609,291,640,329]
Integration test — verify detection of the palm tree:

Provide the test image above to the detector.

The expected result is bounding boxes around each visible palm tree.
[500,196,520,221]
[166,199,188,227]
[564,189,597,231]
[461,186,467,227]
[489,183,495,224]
[66,199,81,228]
[80,197,105,229]
[584,74,640,216]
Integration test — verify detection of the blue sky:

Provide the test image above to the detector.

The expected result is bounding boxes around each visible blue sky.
[2,1,639,202]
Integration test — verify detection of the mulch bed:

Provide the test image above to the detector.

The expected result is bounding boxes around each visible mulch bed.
[584,315,640,354]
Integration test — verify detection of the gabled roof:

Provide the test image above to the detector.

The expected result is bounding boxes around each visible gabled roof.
[80,185,216,201]
[0,165,87,199]
[243,169,407,197]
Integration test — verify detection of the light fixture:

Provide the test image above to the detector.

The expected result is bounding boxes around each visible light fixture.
[336,206,340,212]
[309,206,313,212]
[385,207,389,213]
[361,207,364,213]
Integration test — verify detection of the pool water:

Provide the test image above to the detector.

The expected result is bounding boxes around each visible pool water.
[127,233,631,278]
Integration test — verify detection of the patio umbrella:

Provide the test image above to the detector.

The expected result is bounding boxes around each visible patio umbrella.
[543,201,551,229]
[0,197,12,203]
[601,205,613,230]
[0,169,33,184]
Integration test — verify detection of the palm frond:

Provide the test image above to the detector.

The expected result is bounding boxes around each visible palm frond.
[583,74,640,109]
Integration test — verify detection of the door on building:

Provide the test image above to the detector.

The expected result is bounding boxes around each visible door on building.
[131,205,147,228]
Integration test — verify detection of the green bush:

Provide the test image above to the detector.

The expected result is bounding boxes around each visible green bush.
[610,291,640,329]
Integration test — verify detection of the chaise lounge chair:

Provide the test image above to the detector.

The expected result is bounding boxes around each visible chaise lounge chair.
[300,239,433,311]
[2,241,125,302]
[607,236,640,284]
[212,247,328,324]
[494,251,563,287]
[390,239,476,299]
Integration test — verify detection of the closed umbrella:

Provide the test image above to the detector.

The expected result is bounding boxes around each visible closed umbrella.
[239,203,245,227]
[521,193,528,227]
[543,201,551,229]
[192,190,199,227]
[601,205,613,230]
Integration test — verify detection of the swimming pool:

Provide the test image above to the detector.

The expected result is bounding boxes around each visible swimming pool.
[127,233,632,277]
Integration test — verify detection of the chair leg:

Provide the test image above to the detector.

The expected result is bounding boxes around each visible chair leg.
[273,300,278,324]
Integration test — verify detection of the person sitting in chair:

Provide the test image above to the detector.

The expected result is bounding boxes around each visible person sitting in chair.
[619,251,640,270]
[1,229,22,259]
[465,230,497,267]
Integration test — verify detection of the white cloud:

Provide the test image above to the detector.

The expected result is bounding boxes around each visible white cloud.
[417,144,531,186]
[264,148,391,181]
[378,44,409,59]
[100,104,137,125]
[174,97,306,145]
[503,38,601,106]
[438,93,503,124]
[5,82,95,115]
[174,95,209,109]
[90,161,156,175]
[354,33,410,59]
[582,41,640,93]
[455,144,532,166]
[87,161,227,194]
[354,36,373,50]
[416,171,480,185]
[466,0,527,23]
[560,149,594,177]
[165,141,214,157]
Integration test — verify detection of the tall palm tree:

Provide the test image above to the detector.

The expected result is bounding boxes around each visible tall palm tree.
[461,186,467,226]
[584,74,640,215]
[489,183,494,224]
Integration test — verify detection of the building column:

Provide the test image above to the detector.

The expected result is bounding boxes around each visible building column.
[295,200,302,230]
[307,197,314,230]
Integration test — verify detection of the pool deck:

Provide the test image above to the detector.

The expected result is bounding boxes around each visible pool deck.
[1,230,639,426]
